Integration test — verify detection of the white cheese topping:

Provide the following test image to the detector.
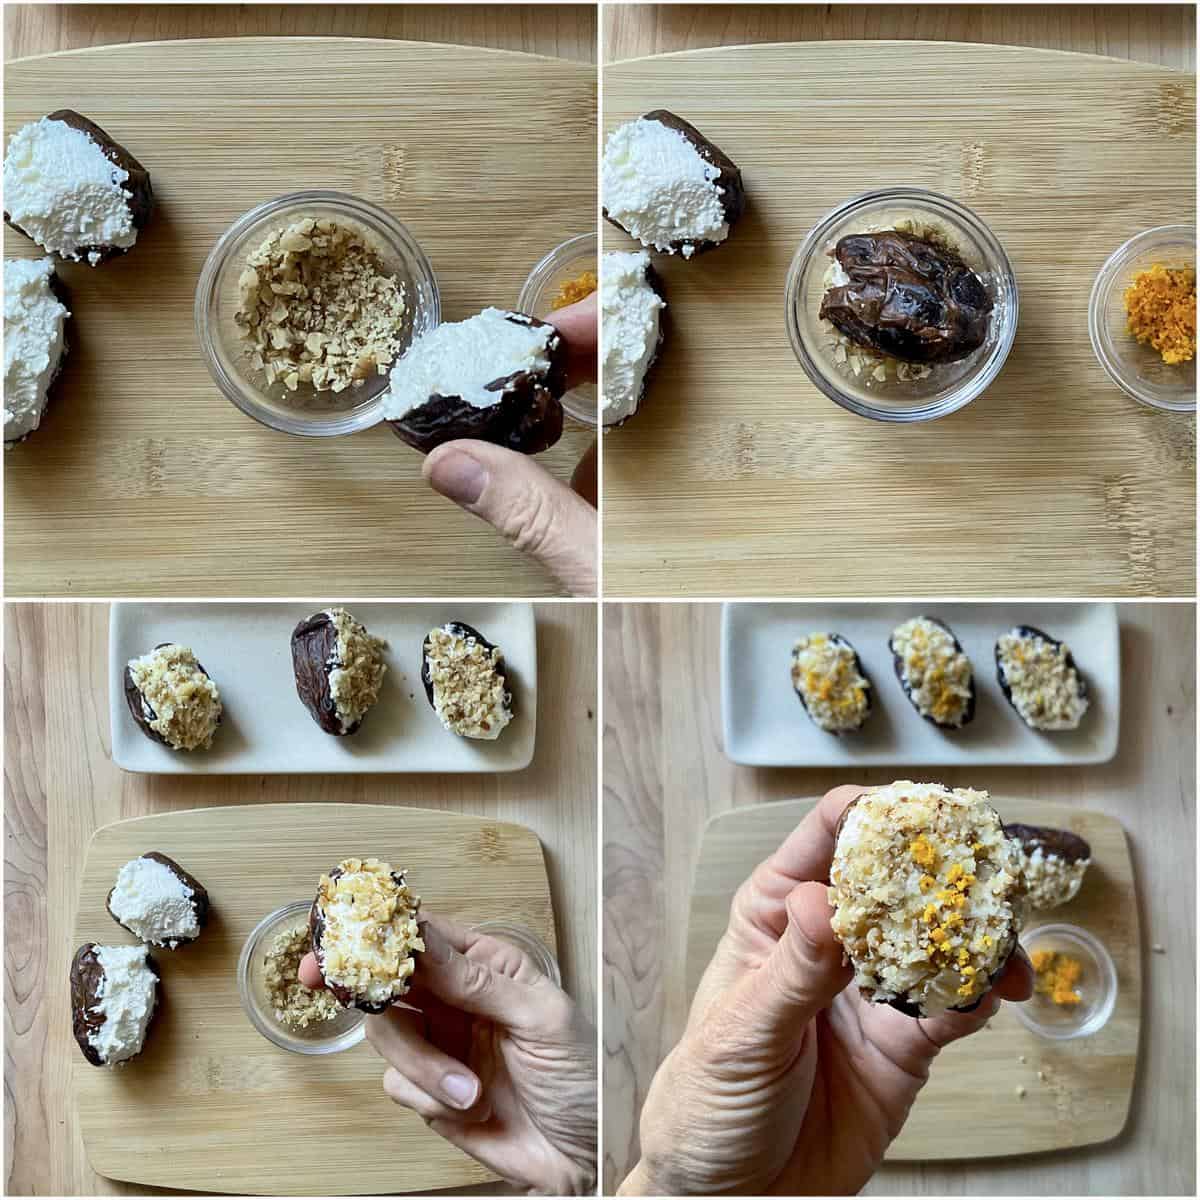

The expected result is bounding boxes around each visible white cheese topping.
[109,856,198,947]
[891,617,973,727]
[4,257,68,443]
[382,308,554,418]
[4,117,136,265]
[602,117,729,258]
[601,250,665,423]
[88,944,157,1065]
[997,629,1089,731]
[791,633,870,732]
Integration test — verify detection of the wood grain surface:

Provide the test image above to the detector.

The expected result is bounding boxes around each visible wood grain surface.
[74,803,554,1195]
[603,4,1196,68]
[4,36,596,598]
[4,4,597,64]
[601,41,1196,598]
[601,602,1195,1195]
[4,600,597,1197]
[688,799,1138,1160]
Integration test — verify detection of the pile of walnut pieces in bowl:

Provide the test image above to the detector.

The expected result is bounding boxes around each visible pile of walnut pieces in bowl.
[234,216,408,396]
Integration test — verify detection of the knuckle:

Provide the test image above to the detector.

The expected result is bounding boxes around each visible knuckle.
[456,955,495,1004]
[502,482,558,558]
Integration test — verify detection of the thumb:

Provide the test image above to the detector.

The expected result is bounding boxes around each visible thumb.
[424,439,597,596]
[732,882,850,1045]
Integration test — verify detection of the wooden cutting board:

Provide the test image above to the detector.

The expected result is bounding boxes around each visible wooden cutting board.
[71,803,556,1194]
[603,41,1196,598]
[686,797,1140,1159]
[4,38,596,598]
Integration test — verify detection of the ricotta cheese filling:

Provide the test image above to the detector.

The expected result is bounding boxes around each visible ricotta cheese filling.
[3,116,136,265]
[316,859,423,1006]
[425,624,512,740]
[601,250,664,423]
[830,782,1025,1016]
[791,633,870,732]
[325,608,387,732]
[602,117,729,258]
[1018,845,1090,911]
[4,256,68,443]
[109,856,198,946]
[127,644,222,751]
[997,629,1088,731]
[382,308,554,418]
[88,944,157,1065]
[890,617,973,727]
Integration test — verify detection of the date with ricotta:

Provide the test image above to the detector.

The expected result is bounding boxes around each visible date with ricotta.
[106,852,210,948]
[4,110,153,266]
[124,644,223,752]
[790,632,871,734]
[889,616,975,729]
[602,109,745,258]
[421,622,513,740]
[995,625,1088,731]
[601,250,666,425]
[4,256,70,446]
[310,858,424,1012]
[70,942,160,1066]
[291,607,387,736]
[383,308,567,454]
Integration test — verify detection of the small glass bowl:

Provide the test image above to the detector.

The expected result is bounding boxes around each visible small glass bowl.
[786,187,1019,422]
[471,919,562,986]
[237,900,365,1054]
[1088,225,1196,412]
[1013,923,1118,1041]
[195,191,440,437]
[518,233,597,427]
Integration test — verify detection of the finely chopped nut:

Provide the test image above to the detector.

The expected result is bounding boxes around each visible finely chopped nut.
[315,859,423,1006]
[127,645,222,751]
[326,608,387,731]
[235,217,407,393]
[263,925,339,1029]
[425,626,512,739]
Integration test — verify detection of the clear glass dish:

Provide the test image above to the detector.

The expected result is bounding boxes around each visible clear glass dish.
[1013,922,1118,1041]
[195,190,440,437]
[785,187,1019,422]
[471,919,561,986]
[1088,225,1196,412]
[517,233,597,427]
[237,900,365,1054]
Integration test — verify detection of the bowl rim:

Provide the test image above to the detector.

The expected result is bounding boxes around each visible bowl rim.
[1087,223,1197,414]
[236,898,366,1055]
[517,232,598,428]
[194,189,441,438]
[1012,921,1118,1041]
[785,185,1019,424]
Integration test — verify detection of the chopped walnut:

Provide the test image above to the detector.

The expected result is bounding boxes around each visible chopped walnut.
[425,626,512,740]
[326,608,387,731]
[234,217,407,394]
[263,925,339,1029]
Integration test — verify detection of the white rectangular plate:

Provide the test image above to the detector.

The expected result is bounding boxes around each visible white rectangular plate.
[721,602,1119,767]
[111,602,536,773]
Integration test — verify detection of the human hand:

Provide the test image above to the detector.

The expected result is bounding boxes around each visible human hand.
[621,785,1034,1197]
[300,914,597,1196]
[423,294,597,595]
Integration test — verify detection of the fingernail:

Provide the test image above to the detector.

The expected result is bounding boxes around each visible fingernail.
[419,921,450,964]
[441,1072,479,1109]
[428,450,487,506]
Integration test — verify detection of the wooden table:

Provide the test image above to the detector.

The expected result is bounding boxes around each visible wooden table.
[602,602,1195,1195]
[3,601,597,1196]
[603,4,1195,68]
[3,6,596,600]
